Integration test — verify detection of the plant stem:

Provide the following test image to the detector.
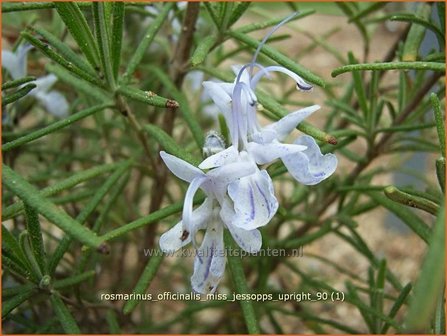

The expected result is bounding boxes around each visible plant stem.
[142,2,200,258]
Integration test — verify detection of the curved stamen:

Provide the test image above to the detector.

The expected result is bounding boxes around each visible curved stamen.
[249,12,299,76]
[250,65,313,91]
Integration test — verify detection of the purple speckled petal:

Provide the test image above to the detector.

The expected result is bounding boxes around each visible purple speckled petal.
[227,170,278,230]
[191,219,225,294]
[226,222,262,253]
[199,146,239,169]
[282,135,337,185]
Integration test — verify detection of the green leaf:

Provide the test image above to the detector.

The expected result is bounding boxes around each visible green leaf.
[235,9,314,34]
[54,2,100,68]
[381,283,412,333]
[2,103,113,152]
[346,281,375,332]
[229,30,326,87]
[106,310,121,334]
[2,225,32,274]
[384,186,439,215]
[50,294,81,334]
[31,26,97,77]
[123,252,164,314]
[3,161,123,220]
[2,283,35,299]
[48,159,132,274]
[348,2,388,22]
[405,206,445,332]
[2,83,36,106]
[122,3,174,82]
[374,260,387,332]
[282,222,332,248]
[366,191,431,243]
[437,2,445,34]
[19,231,44,280]
[24,204,48,275]
[436,157,446,193]
[2,252,34,280]
[101,196,204,242]
[2,289,35,317]
[2,2,91,12]
[391,14,445,46]
[332,61,445,77]
[2,76,36,90]
[348,52,369,119]
[191,35,217,67]
[143,124,200,166]
[227,2,252,27]
[46,63,111,102]
[224,231,260,334]
[3,164,103,249]
[401,3,435,61]
[204,2,220,28]
[117,85,179,108]
[375,122,436,133]
[431,93,446,157]
[53,270,96,289]
[336,2,369,51]
[150,67,204,148]
[111,2,125,80]
[93,2,116,88]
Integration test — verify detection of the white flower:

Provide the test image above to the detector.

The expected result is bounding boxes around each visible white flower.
[2,43,69,118]
[158,151,263,293]
[158,11,338,295]
[202,59,337,186]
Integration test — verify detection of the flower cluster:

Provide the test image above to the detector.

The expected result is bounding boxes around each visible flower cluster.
[159,13,337,294]
[2,43,69,118]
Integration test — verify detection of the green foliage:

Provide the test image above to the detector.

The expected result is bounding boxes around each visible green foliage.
[1,2,445,334]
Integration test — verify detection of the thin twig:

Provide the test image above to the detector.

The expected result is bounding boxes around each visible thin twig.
[142,2,201,261]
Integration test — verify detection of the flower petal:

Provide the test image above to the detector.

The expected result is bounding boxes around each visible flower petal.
[33,74,58,93]
[207,159,257,202]
[226,221,262,253]
[160,151,204,183]
[207,154,256,182]
[266,105,320,141]
[34,90,69,118]
[202,81,232,116]
[2,51,20,79]
[191,220,225,294]
[199,146,239,169]
[247,141,307,165]
[159,198,212,253]
[1,44,33,80]
[282,135,337,185]
[227,169,278,230]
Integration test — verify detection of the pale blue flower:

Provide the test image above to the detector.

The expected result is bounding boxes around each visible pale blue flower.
[2,43,69,118]
[158,151,263,293]
[202,13,337,186]
[158,11,338,294]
